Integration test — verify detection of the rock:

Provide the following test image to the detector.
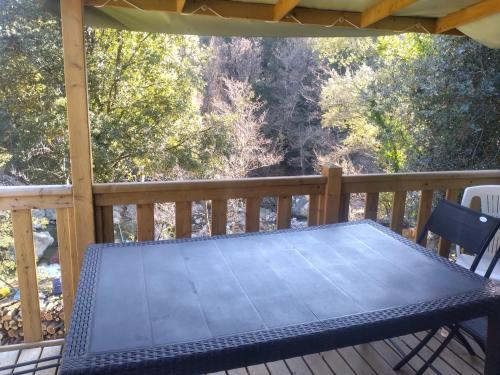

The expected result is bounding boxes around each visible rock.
[32,209,56,222]
[292,196,309,218]
[33,231,55,258]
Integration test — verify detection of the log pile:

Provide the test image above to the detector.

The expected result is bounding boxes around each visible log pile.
[0,296,65,345]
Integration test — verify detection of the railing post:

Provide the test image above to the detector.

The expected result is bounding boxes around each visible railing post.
[322,165,343,224]
[438,189,459,257]
[415,190,433,245]
[61,0,95,278]
[12,209,42,342]
[211,199,227,235]
[364,192,379,220]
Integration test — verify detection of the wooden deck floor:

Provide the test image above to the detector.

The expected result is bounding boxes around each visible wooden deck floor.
[0,332,485,375]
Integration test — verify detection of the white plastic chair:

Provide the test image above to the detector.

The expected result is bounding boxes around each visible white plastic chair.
[456,185,500,280]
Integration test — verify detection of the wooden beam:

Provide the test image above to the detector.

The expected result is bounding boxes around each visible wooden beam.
[211,199,227,235]
[61,0,95,278]
[438,189,459,257]
[273,0,300,21]
[245,197,261,232]
[86,0,176,11]
[85,0,462,35]
[364,192,379,221]
[137,203,155,241]
[390,191,406,234]
[322,165,342,224]
[277,196,292,229]
[361,0,418,28]
[12,210,43,342]
[176,0,186,12]
[307,194,320,226]
[436,0,500,33]
[56,207,75,328]
[415,190,433,246]
[175,201,192,238]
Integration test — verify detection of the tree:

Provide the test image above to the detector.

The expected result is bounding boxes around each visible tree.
[206,78,281,178]
[86,29,215,182]
[316,34,500,173]
[0,0,68,183]
[0,0,222,184]
[258,38,331,173]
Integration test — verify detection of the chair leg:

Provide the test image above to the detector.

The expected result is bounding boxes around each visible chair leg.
[393,328,439,371]
[415,326,458,375]
[455,330,476,356]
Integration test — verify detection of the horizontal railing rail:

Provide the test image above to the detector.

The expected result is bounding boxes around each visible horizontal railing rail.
[342,170,500,193]
[0,185,73,210]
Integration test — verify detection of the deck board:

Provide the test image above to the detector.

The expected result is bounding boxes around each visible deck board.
[1,335,485,375]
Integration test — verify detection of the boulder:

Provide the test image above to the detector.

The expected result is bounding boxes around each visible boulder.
[33,231,55,258]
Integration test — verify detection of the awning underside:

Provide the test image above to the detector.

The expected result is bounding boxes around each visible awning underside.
[50,0,500,48]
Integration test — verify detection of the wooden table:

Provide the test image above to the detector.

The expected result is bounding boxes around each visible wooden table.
[60,220,500,374]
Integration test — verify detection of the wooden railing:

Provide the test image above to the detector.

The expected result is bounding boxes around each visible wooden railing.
[93,167,500,254]
[1,167,499,344]
[341,169,500,253]
[0,185,76,343]
[92,174,328,240]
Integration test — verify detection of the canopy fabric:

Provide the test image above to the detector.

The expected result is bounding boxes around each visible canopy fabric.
[48,0,500,48]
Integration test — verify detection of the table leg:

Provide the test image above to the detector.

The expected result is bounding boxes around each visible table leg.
[485,313,500,375]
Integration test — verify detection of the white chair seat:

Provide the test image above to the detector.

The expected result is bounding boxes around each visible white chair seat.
[456,253,500,280]
[456,184,500,281]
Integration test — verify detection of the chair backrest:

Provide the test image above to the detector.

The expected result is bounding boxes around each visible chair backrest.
[417,199,500,273]
[461,185,500,256]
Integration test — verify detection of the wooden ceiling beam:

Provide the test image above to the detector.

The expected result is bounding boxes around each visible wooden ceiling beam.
[85,0,177,12]
[361,0,418,28]
[436,0,500,33]
[273,0,301,21]
[177,0,187,12]
[84,0,462,35]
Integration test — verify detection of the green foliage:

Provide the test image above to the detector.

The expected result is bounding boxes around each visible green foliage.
[376,34,433,62]
[86,29,217,182]
[0,0,68,183]
[1,0,224,184]
[313,37,379,72]
[317,34,500,173]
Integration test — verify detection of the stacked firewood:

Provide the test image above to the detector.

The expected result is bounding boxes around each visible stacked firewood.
[0,296,65,345]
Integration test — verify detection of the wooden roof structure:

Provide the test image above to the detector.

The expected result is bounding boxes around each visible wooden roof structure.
[66,0,500,47]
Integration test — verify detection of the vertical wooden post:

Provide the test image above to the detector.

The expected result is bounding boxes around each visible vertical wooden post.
[94,206,103,243]
[308,194,321,226]
[415,190,433,246]
[317,194,325,225]
[211,199,227,235]
[12,210,42,342]
[68,208,79,294]
[390,191,407,234]
[364,192,379,221]
[61,0,95,278]
[277,196,292,229]
[322,165,342,224]
[245,197,261,233]
[339,193,350,222]
[137,203,155,241]
[101,206,114,243]
[175,201,192,238]
[438,189,459,257]
[56,207,75,328]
